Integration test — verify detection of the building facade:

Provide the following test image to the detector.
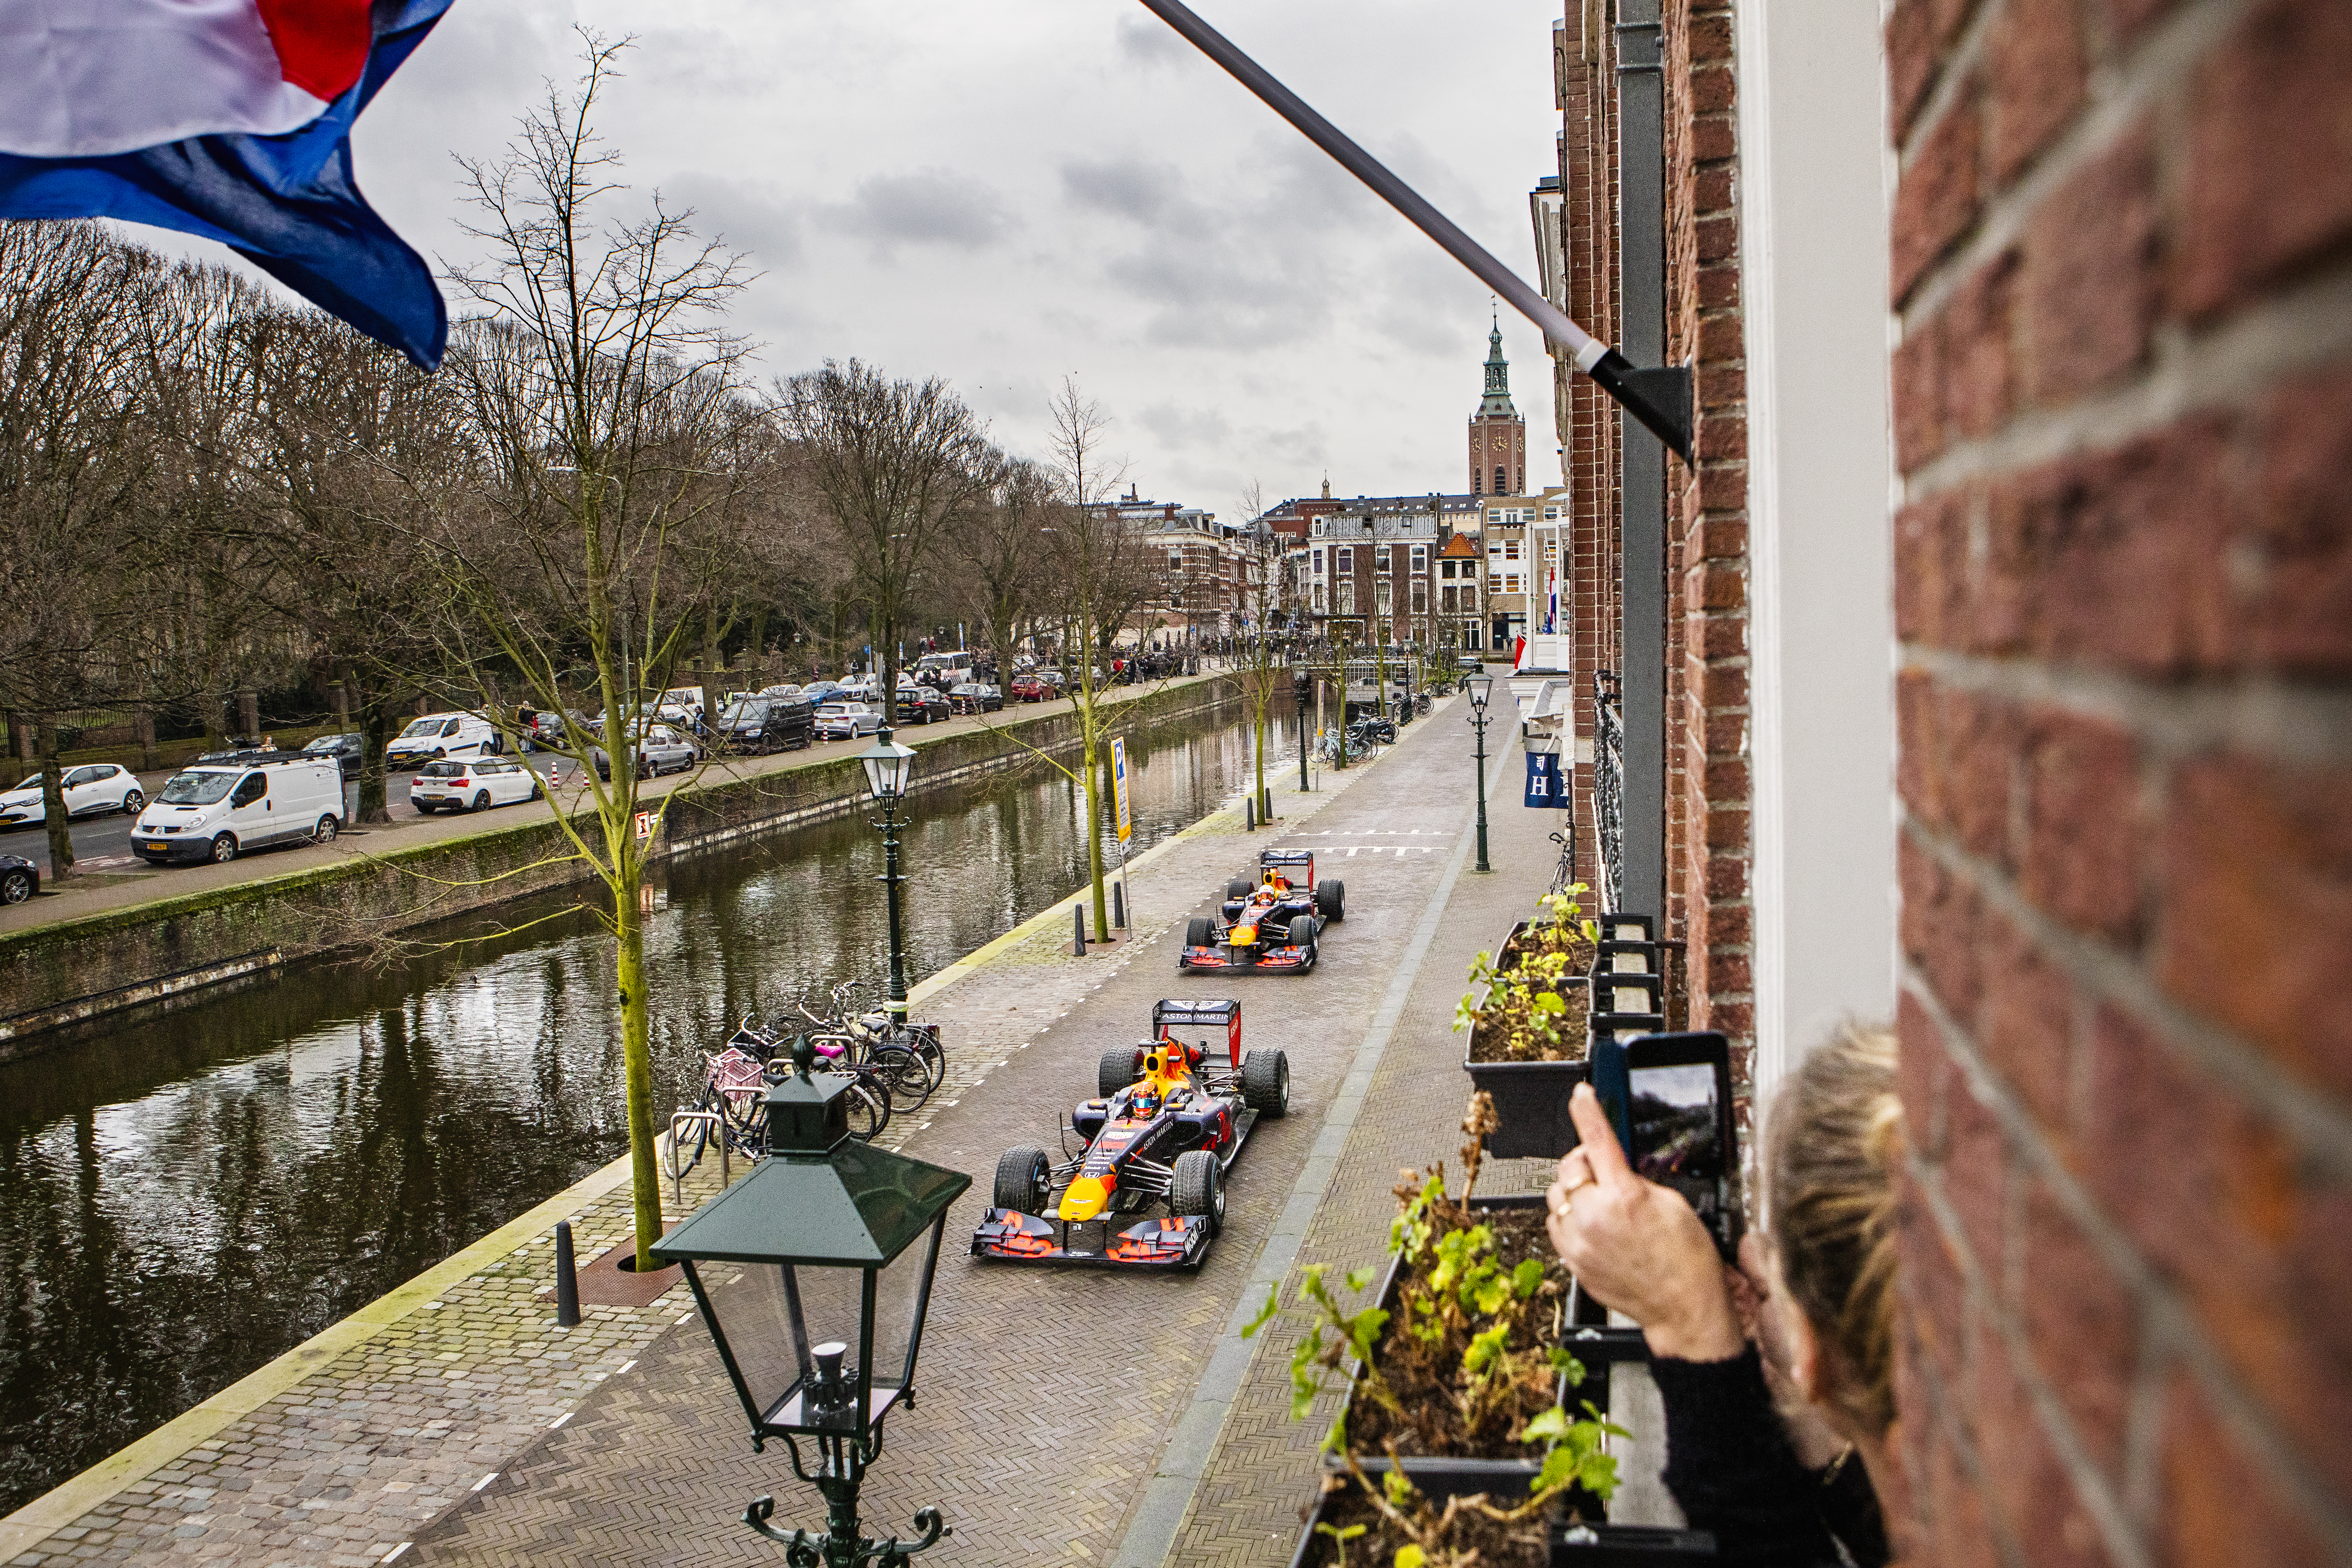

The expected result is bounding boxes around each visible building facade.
[1467,318,1528,497]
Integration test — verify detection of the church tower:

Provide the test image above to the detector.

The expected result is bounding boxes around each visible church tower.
[1466,312,1526,497]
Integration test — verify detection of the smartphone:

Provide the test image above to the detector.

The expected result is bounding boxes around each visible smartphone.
[1593,1031,1741,1259]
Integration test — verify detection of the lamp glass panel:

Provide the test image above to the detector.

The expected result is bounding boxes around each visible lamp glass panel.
[872,1222,936,1394]
[700,1259,867,1433]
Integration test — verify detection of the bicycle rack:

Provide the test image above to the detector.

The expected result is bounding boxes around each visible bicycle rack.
[665,1108,727,1208]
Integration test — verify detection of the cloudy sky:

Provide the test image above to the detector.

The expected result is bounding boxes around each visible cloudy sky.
[230,0,1567,516]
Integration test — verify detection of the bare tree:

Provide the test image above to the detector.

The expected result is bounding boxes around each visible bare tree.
[432,31,754,1271]
[776,360,996,723]
[946,456,1053,679]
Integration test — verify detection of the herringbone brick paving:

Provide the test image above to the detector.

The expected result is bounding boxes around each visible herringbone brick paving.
[395,705,1494,1567]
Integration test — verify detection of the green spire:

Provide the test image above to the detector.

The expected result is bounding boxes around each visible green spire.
[1477,306,1517,417]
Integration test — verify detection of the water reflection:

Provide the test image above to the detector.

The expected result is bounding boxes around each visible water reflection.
[0,702,1284,1513]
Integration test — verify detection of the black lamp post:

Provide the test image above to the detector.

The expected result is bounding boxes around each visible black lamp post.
[655,1039,971,1566]
[1294,669,1311,793]
[1466,674,1494,874]
[856,731,918,1023]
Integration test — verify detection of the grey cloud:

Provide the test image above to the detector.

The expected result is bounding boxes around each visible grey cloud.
[1114,13,1191,68]
[658,174,804,271]
[1137,401,1235,451]
[835,171,1010,252]
[1059,158,1193,225]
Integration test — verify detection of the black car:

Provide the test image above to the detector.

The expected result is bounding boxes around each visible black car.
[949,681,1004,714]
[300,732,366,779]
[712,694,815,754]
[0,852,35,904]
[895,687,952,725]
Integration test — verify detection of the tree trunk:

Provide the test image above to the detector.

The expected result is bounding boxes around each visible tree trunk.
[1082,712,1108,942]
[38,727,73,882]
[613,869,664,1271]
[356,689,395,825]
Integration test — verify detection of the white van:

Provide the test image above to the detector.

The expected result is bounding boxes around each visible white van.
[130,757,344,865]
[385,711,500,768]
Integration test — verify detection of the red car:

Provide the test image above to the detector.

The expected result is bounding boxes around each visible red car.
[1009,674,1050,703]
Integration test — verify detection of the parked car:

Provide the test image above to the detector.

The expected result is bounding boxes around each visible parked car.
[713,694,815,754]
[410,757,544,814]
[0,763,146,828]
[757,683,804,700]
[0,852,35,903]
[1009,674,1050,703]
[301,732,366,779]
[591,722,699,781]
[893,685,952,725]
[799,681,848,707]
[949,681,1004,714]
[815,702,882,741]
[386,712,501,767]
[130,756,344,864]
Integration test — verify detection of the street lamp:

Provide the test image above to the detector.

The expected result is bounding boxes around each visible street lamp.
[655,1039,970,1564]
[1466,675,1495,874]
[857,730,918,1023]
[1294,669,1312,793]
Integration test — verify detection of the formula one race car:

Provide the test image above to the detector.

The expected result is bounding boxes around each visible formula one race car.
[1176,849,1344,974]
[971,1000,1289,1269]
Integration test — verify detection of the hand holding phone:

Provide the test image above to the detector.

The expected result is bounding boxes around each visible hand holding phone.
[1545,1083,1744,1362]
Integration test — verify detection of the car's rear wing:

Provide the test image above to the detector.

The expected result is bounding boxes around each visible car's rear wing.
[1153,998,1242,1067]
[1257,847,1315,887]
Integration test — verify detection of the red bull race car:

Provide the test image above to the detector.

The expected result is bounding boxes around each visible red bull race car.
[971,1000,1290,1269]
[1176,848,1344,974]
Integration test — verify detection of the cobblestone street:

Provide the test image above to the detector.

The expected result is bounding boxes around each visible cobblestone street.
[7,688,1571,1568]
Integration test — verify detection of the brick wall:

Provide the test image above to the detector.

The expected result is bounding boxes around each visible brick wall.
[1660,0,1752,1063]
[1885,0,2352,1562]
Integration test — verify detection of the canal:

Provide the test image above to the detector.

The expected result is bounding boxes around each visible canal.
[0,700,1296,1515]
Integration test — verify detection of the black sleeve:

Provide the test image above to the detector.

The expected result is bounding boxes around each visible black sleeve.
[1650,1345,1843,1568]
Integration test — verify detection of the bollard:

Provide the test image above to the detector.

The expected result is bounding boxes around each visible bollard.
[1113,880,1127,929]
[1262,786,1274,822]
[1073,903,1087,955]
[554,1221,581,1327]
[1245,796,1256,830]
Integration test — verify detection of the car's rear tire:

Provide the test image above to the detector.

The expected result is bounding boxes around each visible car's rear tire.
[1225,877,1252,901]
[993,1145,1050,1213]
[1098,1046,1141,1100]
[1318,879,1345,920]
[1171,1149,1225,1234]
[471,791,491,812]
[1185,916,1214,948]
[121,789,144,814]
[208,834,237,864]
[313,814,339,845]
[1241,1049,1292,1117]
[530,777,545,800]
[0,869,32,903]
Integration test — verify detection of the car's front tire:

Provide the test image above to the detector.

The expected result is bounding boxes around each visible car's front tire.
[1099,1046,1141,1100]
[1171,1150,1224,1234]
[1185,916,1214,949]
[0,868,32,903]
[208,834,238,864]
[993,1146,1050,1213]
[1317,879,1345,920]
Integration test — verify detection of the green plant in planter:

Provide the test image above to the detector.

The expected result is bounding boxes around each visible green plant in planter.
[1457,889,1600,1063]
[1246,1094,1627,1566]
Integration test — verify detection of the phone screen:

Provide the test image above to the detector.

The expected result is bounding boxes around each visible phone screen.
[1627,1055,1736,1253]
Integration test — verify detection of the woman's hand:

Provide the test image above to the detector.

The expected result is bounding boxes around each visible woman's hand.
[1545,1083,1744,1362]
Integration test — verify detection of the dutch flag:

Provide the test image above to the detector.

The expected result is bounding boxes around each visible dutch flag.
[0,0,454,368]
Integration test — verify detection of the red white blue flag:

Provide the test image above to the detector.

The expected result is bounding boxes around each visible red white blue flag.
[0,0,453,368]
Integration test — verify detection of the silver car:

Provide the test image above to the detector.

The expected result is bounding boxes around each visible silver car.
[592,722,699,780]
[815,702,882,740]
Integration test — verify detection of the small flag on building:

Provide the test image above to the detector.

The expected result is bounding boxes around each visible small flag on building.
[0,0,455,369]
[1524,750,1564,808]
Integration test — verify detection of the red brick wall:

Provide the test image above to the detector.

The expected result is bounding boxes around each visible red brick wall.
[1661,0,1751,1062]
[1886,0,2352,1562]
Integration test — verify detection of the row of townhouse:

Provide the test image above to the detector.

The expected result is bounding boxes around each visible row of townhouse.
[1087,489,1268,643]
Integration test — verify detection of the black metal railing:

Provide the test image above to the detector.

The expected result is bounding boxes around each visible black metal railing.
[1594,670,1624,914]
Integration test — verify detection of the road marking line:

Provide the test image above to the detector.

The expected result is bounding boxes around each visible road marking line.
[471,1473,497,1492]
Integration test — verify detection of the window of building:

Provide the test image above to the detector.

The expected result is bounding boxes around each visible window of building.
[1494,465,1507,494]
[1471,471,1482,495]
[1410,544,1427,574]
[1312,547,1324,575]
[1441,584,1458,613]
[1375,544,1391,574]
[1335,546,1353,573]
[1440,560,1455,580]
[1338,581,1355,615]
[1410,580,1428,615]
[1505,540,1521,561]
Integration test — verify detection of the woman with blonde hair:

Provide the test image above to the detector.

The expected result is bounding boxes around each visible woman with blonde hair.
[1546,1023,1902,1566]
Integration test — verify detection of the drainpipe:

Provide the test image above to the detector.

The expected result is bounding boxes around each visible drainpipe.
[1615,0,1676,919]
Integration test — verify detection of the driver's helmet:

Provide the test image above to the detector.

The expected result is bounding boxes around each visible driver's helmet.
[1131,1085,1162,1115]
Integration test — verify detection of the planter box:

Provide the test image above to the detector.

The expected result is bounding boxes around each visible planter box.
[1464,1052,1594,1159]
[1288,1488,1717,1568]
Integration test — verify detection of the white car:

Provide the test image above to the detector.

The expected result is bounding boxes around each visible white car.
[0,763,146,828]
[386,711,501,768]
[410,757,544,814]
[815,702,882,740]
[131,757,344,864]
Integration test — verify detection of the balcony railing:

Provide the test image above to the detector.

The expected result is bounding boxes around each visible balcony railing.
[1594,670,1624,914]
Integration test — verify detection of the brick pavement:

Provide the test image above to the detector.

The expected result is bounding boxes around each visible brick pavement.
[383,700,1499,1568]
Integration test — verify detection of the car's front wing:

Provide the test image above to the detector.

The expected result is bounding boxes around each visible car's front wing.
[970,1210,1213,1269]
[1177,940,1315,973]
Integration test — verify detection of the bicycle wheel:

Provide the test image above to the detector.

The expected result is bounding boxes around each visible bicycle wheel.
[870,1044,938,1109]
[841,1076,890,1141]
[717,1084,767,1157]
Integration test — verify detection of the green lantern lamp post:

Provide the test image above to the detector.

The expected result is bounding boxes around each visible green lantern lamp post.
[1466,673,1494,874]
[654,1040,971,1565]
[855,731,919,1023]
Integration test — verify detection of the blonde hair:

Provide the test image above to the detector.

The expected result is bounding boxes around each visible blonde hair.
[1765,1021,1904,1438]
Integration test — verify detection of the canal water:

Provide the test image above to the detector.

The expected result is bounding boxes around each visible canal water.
[0,701,1299,1514]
